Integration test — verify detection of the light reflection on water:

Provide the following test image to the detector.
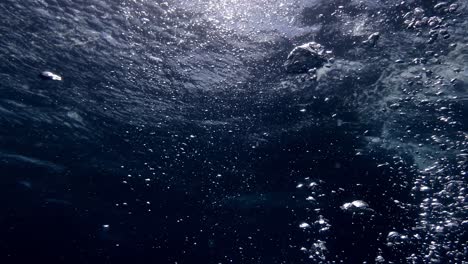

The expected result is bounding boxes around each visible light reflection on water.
[172,0,320,38]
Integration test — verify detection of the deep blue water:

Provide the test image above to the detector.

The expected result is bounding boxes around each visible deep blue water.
[0,0,467,263]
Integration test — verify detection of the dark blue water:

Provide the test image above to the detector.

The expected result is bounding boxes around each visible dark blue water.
[0,0,466,263]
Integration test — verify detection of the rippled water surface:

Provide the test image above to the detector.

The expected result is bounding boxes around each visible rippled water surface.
[0,0,467,263]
